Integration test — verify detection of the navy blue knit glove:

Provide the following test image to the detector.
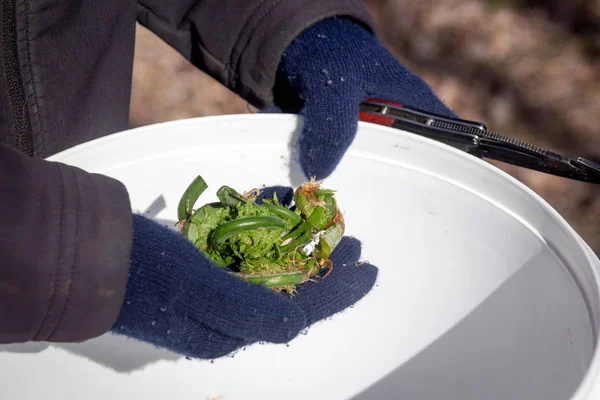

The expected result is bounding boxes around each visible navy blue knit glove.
[269,17,457,179]
[110,186,377,359]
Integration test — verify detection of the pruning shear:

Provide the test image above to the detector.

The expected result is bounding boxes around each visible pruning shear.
[358,98,600,184]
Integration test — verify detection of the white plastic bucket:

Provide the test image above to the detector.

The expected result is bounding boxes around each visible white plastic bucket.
[2,114,600,399]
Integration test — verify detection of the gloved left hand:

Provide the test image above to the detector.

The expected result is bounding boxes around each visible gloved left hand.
[110,185,377,360]
[268,17,457,180]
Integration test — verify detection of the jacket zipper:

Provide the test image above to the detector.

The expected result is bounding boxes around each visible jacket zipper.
[2,0,34,156]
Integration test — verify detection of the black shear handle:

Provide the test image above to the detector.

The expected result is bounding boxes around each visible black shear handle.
[359,98,600,184]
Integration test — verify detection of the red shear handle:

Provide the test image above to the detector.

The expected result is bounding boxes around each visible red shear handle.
[358,98,401,127]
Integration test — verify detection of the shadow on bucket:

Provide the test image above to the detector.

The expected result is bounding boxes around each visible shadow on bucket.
[351,248,594,400]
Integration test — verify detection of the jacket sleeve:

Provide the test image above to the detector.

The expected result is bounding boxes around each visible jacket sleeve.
[136,0,376,108]
[0,0,136,344]
[0,143,133,343]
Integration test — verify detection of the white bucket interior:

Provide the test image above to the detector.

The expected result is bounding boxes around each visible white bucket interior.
[1,114,599,400]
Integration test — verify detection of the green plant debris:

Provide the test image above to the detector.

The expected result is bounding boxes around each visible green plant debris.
[177,176,345,293]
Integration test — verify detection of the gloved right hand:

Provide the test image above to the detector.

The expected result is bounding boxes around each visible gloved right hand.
[264,17,456,180]
[110,188,378,359]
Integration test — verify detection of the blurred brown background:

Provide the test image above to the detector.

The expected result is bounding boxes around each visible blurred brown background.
[129,0,600,253]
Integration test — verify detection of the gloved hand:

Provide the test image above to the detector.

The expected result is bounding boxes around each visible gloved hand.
[268,17,457,180]
[110,186,377,359]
